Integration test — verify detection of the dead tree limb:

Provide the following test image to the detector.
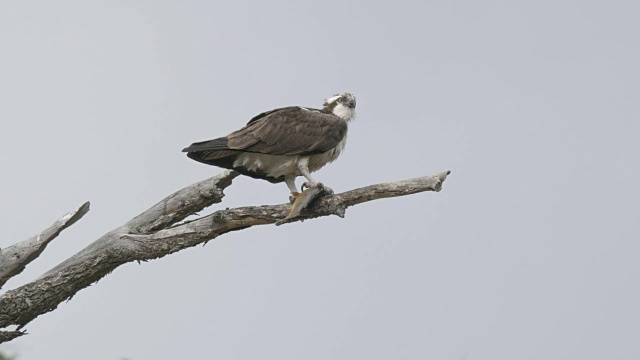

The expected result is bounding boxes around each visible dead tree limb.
[0,202,90,289]
[0,169,450,343]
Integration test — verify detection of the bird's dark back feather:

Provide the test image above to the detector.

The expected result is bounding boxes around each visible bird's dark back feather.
[228,107,347,156]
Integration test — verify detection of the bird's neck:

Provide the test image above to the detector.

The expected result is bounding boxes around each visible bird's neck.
[324,104,356,122]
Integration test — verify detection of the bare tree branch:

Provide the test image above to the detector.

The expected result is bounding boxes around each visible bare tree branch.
[0,170,450,343]
[0,202,90,289]
[124,171,240,234]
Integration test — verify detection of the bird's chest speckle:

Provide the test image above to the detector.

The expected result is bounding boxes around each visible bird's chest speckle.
[308,132,348,172]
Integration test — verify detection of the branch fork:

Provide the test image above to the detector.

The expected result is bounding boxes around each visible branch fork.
[0,169,451,343]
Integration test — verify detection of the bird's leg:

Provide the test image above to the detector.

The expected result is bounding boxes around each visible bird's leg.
[297,159,318,190]
[296,160,334,195]
[285,175,300,204]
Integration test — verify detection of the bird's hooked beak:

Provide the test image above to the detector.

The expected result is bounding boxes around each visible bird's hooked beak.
[345,96,356,109]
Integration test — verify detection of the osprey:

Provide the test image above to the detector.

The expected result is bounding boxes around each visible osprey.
[183,93,356,199]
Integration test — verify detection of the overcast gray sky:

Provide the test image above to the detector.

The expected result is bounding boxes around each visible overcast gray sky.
[1,1,639,359]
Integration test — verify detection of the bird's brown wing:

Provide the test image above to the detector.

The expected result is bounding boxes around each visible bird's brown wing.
[227,107,347,156]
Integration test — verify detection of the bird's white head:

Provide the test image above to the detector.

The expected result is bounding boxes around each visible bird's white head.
[323,92,356,121]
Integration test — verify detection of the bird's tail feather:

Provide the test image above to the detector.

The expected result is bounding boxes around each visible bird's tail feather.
[182,137,229,153]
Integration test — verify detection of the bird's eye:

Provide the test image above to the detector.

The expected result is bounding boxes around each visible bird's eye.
[337,98,344,103]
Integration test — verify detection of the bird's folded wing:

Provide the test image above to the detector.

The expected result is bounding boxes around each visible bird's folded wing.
[228,107,347,156]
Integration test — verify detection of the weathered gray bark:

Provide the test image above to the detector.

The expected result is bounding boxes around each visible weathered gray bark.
[0,169,450,343]
[0,202,90,289]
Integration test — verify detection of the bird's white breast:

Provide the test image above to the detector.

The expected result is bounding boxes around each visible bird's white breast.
[233,153,299,178]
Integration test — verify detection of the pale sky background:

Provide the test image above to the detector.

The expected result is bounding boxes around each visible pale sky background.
[1,1,639,359]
